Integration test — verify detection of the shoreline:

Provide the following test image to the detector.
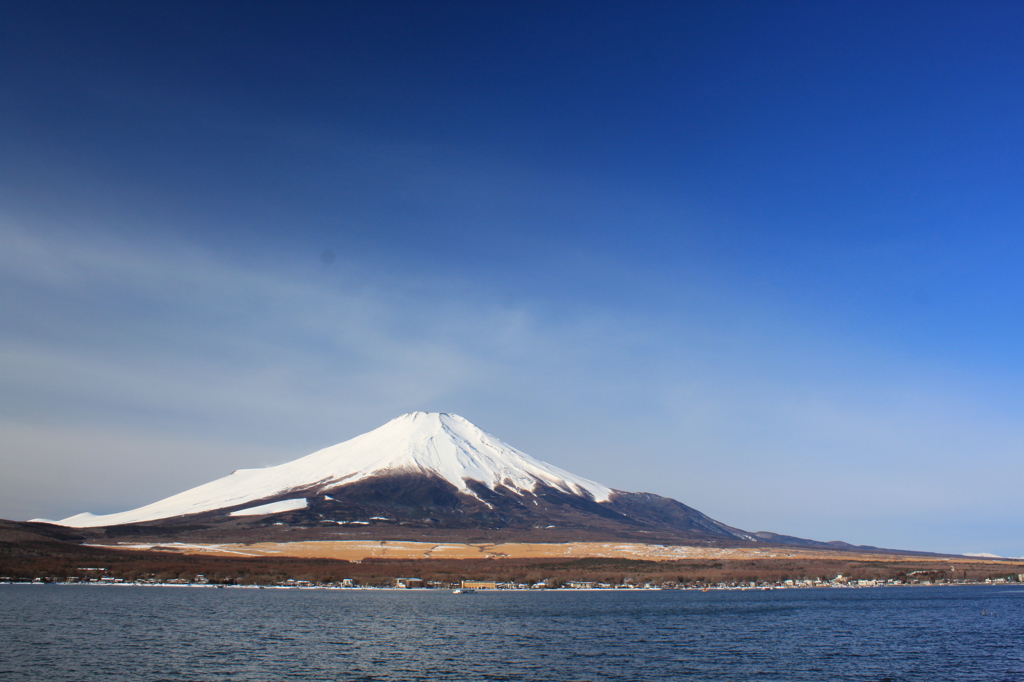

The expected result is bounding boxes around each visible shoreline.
[7,532,1023,588]
[83,539,1021,564]
[4,580,1022,591]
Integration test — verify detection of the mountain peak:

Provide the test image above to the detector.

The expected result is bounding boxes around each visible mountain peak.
[51,412,613,527]
[306,411,612,502]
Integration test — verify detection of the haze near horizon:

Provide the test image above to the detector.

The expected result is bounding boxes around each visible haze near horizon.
[2,2,1023,557]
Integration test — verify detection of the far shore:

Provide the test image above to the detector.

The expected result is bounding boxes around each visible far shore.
[3,579,1022,591]
[86,539,1024,566]
[7,529,1023,588]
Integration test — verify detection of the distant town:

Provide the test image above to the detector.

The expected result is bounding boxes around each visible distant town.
[5,572,1023,591]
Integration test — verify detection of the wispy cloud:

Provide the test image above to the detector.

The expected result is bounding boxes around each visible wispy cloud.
[0,218,639,518]
[4,217,1024,556]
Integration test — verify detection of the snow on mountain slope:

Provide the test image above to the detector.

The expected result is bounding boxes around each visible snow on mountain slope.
[52,412,613,528]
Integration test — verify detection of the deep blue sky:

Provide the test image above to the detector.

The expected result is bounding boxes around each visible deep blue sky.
[3,2,1024,556]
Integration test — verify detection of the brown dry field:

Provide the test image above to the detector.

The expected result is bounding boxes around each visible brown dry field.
[98,539,1010,568]
[6,520,1021,585]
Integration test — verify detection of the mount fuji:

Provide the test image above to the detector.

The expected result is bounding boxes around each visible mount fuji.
[37,412,824,547]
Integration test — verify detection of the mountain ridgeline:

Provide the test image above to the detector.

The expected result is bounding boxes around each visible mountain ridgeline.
[34,413,842,548]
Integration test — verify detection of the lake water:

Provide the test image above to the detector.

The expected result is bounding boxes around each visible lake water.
[1,585,1022,681]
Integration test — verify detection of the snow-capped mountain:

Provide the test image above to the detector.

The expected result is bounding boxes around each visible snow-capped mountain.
[42,412,760,545]
[53,412,609,527]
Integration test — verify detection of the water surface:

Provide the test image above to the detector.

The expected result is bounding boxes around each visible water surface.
[1,585,1022,681]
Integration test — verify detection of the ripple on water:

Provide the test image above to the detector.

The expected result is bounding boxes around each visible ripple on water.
[1,585,1023,681]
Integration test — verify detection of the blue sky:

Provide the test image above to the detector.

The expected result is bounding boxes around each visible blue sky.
[3,1,1024,556]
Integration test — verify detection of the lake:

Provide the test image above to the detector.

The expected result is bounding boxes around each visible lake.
[1,585,1022,681]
